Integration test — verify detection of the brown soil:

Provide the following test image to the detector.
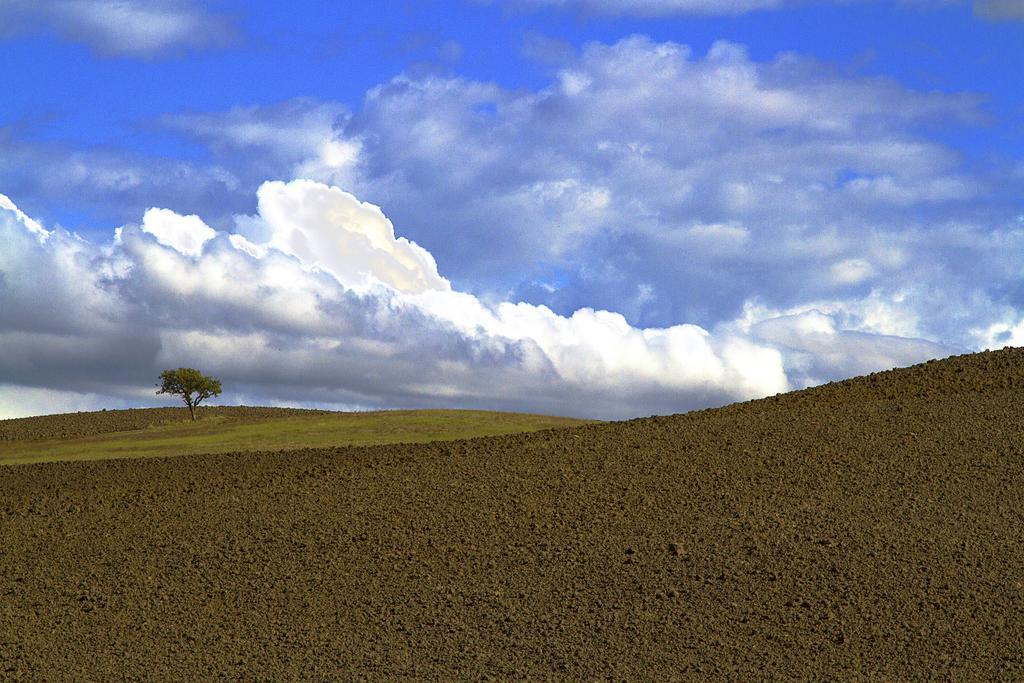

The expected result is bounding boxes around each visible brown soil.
[0,406,332,442]
[2,348,1023,680]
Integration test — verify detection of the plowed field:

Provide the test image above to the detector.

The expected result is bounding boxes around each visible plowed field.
[2,349,1023,679]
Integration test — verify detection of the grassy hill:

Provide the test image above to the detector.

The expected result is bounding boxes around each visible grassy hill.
[0,407,589,465]
[2,348,1023,679]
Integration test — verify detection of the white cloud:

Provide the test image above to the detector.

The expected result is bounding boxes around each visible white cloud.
[680,222,751,254]
[295,36,985,330]
[830,258,874,285]
[0,0,236,57]
[727,305,952,387]
[971,317,1024,349]
[162,100,361,191]
[0,193,49,240]
[250,180,450,294]
[842,174,978,206]
[141,208,216,257]
[732,294,927,341]
[1,184,957,420]
[147,35,1018,371]
[163,100,350,163]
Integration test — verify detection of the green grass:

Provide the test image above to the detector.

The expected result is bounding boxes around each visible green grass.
[0,410,591,466]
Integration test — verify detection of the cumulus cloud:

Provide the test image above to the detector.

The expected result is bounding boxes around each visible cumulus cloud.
[0,198,161,408]
[145,35,1023,372]
[249,180,449,293]
[0,193,48,239]
[1,182,956,420]
[0,0,236,57]
[327,36,988,332]
[141,208,216,257]
[171,37,982,308]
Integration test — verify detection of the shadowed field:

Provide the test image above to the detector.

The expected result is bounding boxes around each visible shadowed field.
[0,408,589,465]
[2,349,1023,679]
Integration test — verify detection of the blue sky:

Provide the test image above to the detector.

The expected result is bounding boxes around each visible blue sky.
[0,0,1022,419]
[4,1,1022,228]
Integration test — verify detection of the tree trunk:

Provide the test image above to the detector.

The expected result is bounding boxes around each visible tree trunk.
[188,403,196,421]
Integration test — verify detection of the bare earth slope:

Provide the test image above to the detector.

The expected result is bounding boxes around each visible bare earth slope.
[2,349,1024,679]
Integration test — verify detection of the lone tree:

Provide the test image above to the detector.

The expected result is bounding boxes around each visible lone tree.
[157,368,222,422]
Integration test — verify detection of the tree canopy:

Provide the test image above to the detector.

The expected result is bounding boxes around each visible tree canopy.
[157,368,222,421]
